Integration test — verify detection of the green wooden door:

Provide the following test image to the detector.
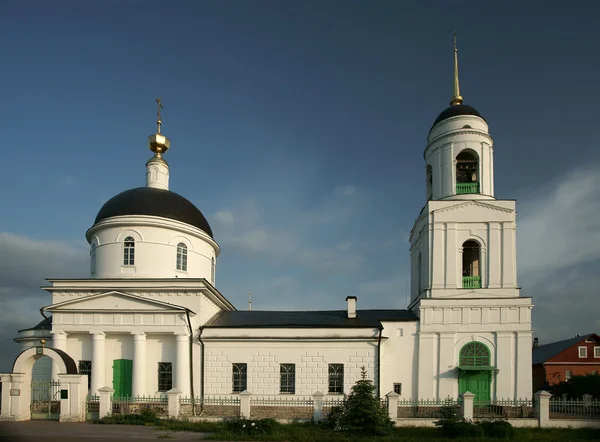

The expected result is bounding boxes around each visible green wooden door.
[459,370,491,401]
[112,359,133,397]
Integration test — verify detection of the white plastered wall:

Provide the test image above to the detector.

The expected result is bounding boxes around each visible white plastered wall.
[379,321,418,398]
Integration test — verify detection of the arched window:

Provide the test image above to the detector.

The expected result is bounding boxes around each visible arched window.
[123,237,135,266]
[90,243,97,275]
[456,150,479,194]
[211,257,216,283]
[459,342,490,367]
[462,240,481,288]
[426,165,433,200]
[176,243,187,271]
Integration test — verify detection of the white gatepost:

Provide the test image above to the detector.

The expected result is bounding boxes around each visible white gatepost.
[98,386,114,419]
[460,391,475,421]
[534,390,551,428]
[57,374,88,422]
[0,373,27,421]
[312,391,324,422]
[385,391,399,422]
[239,390,251,419]
[167,388,182,418]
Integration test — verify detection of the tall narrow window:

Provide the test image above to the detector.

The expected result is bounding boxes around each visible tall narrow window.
[123,237,135,266]
[280,364,295,394]
[79,360,92,389]
[565,370,572,381]
[462,240,481,288]
[579,347,587,358]
[232,363,247,393]
[158,362,172,392]
[456,150,479,194]
[90,243,97,275]
[328,364,344,394]
[417,253,422,295]
[211,257,215,283]
[176,243,187,271]
[426,164,433,200]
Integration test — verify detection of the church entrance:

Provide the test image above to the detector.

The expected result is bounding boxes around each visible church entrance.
[112,359,133,397]
[30,379,61,420]
[457,342,493,402]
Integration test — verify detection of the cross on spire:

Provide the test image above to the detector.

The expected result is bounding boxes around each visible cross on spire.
[156,98,163,134]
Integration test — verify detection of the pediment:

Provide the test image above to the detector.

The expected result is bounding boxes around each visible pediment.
[433,201,514,214]
[43,291,192,314]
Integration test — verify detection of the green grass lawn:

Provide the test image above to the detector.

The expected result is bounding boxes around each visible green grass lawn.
[156,420,600,441]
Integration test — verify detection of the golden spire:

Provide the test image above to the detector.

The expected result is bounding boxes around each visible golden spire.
[148,97,170,158]
[449,32,463,107]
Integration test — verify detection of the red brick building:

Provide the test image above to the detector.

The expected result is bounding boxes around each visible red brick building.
[532,333,600,392]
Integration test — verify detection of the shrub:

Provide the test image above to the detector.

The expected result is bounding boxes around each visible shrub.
[478,419,515,439]
[327,367,394,436]
[438,420,484,438]
[223,417,277,436]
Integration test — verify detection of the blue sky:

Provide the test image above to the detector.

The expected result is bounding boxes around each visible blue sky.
[1,1,599,371]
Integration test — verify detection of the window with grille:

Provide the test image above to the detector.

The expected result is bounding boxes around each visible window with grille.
[595,347,600,358]
[393,383,402,395]
[280,364,295,394]
[459,342,490,367]
[565,370,572,381]
[579,347,587,358]
[232,363,247,393]
[90,243,97,275]
[123,237,135,266]
[176,243,187,271]
[328,364,344,394]
[158,362,172,392]
[79,360,92,389]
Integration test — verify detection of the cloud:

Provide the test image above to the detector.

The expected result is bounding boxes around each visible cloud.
[516,163,600,342]
[0,233,88,371]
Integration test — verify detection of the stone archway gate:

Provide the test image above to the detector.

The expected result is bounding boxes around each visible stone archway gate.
[0,346,88,422]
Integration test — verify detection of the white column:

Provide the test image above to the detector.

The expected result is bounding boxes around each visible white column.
[51,331,67,381]
[175,334,190,397]
[437,333,456,399]
[495,332,513,399]
[445,223,458,289]
[417,333,435,399]
[488,222,501,288]
[132,332,147,397]
[516,331,533,399]
[90,332,106,395]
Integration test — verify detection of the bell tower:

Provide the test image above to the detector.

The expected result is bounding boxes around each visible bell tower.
[409,34,521,306]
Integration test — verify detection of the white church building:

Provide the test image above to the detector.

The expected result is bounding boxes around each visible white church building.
[9,41,533,406]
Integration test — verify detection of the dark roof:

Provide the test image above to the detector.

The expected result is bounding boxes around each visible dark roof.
[532,334,597,364]
[432,104,485,128]
[94,187,213,238]
[18,316,52,333]
[204,309,417,328]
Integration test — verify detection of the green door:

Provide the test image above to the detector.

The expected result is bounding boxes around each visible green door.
[112,359,133,397]
[459,370,491,402]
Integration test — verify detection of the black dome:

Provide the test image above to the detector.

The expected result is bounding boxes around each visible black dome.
[94,187,213,238]
[432,104,485,128]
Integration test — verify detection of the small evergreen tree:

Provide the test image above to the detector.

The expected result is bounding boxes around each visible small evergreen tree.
[330,366,394,436]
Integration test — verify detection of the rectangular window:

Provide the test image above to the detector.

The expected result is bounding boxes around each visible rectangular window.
[328,364,344,394]
[232,363,247,393]
[280,364,295,394]
[393,383,402,395]
[579,346,587,358]
[158,362,172,392]
[79,360,92,389]
[565,370,572,381]
[594,347,600,358]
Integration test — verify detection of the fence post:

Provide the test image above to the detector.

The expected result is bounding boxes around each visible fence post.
[459,391,475,421]
[98,386,114,419]
[534,390,551,428]
[312,391,324,422]
[385,391,399,422]
[239,390,251,419]
[167,388,182,419]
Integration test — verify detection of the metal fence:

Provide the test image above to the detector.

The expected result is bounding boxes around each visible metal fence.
[549,398,600,419]
[86,394,100,421]
[111,395,168,416]
[397,398,460,419]
[179,396,240,418]
[322,396,345,418]
[473,399,535,418]
[250,395,314,419]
